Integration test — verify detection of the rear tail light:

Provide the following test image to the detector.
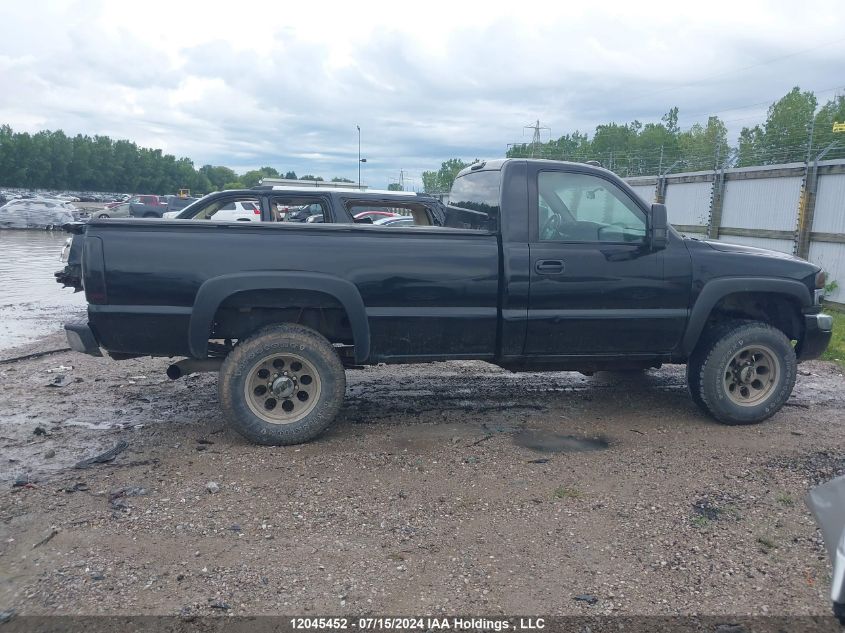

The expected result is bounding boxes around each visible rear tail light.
[253,205,261,215]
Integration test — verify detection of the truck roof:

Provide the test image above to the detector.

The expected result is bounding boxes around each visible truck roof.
[455,158,615,179]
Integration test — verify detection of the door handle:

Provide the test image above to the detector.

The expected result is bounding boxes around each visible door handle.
[535,259,565,274]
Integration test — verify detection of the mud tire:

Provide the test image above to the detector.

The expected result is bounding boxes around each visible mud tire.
[218,324,346,445]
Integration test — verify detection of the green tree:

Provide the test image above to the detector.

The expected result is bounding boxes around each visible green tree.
[678,116,729,171]
[200,165,238,190]
[387,183,403,191]
[284,171,297,179]
[812,94,845,161]
[331,177,354,183]
[240,166,280,188]
[761,87,817,164]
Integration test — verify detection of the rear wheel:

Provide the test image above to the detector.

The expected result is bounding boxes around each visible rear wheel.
[218,324,346,445]
[687,320,796,425]
[97,213,109,219]
[143,212,158,218]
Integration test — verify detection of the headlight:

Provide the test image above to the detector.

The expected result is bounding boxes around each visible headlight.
[816,271,827,289]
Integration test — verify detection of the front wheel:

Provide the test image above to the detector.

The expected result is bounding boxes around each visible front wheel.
[97,213,109,219]
[688,320,796,425]
[218,323,346,445]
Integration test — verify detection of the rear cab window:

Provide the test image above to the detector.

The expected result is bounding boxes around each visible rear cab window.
[447,170,501,231]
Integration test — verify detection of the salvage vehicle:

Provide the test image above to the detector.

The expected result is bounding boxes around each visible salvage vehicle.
[127,194,167,218]
[0,198,75,229]
[56,159,833,445]
[91,202,131,219]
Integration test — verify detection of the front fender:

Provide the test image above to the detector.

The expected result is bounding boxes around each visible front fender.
[189,271,370,363]
[681,277,812,355]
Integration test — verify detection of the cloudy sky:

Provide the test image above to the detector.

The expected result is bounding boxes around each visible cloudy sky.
[1,0,843,188]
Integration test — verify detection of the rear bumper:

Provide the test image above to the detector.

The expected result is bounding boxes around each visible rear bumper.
[64,319,102,357]
[797,312,833,361]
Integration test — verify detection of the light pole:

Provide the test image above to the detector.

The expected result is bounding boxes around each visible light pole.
[357,125,367,189]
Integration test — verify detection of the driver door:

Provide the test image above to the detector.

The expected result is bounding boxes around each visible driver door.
[526,166,686,355]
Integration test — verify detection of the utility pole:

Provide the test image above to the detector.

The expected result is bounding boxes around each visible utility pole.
[524,120,550,158]
[805,117,816,165]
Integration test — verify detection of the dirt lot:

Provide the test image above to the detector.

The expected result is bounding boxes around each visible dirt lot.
[0,331,843,617]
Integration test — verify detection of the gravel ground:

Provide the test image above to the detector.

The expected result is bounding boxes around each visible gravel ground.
[0,331,843,617]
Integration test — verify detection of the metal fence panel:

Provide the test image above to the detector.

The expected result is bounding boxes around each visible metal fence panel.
[629,183,656,204]
[664,181,712,227]
[812,173,845,234]
[716,235,795,255]
[808,241,845,303]
[721,176,802,231]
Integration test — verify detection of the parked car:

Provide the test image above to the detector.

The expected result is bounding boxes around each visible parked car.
[164,199,259,221]
[286,203,324,222]
[128,194,168,218]
[164,196,199,216]
[91,202,131,219]
[353,210,398,222]
[304,213,324,223]
[57,159,832,446]
[0,198,75,229]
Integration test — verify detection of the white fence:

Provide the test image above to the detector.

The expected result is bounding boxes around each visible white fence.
[627,159,845,305]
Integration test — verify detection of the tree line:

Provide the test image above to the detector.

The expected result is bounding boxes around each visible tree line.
[0,125,354,194]
[423,87,845,193]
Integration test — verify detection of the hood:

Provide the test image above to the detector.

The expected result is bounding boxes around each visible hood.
[701,239,805,262]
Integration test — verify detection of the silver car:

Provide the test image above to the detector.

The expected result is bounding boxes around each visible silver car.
[91,202,131,219]
[0,198,75,229]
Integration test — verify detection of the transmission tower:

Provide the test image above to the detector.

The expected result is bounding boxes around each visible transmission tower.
[524,119,551,157]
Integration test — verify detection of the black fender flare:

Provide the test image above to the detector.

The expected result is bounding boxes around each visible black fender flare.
[189,271,370,363]
[681,277,811,354]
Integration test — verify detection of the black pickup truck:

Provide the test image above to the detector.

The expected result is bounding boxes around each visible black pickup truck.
[56,159,833,445]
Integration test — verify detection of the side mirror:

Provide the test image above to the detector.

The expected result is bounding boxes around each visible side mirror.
[650,203,668,251]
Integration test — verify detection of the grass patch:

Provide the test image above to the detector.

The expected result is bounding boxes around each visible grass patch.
[821,306,845,367]
[757,535,777,553]
[691,516,710,529]
[776,492,794,506]
[553,486,584,500]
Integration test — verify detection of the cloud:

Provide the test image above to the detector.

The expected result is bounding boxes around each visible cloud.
[1,0,843,188]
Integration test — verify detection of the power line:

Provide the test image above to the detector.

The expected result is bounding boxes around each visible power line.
[624,36,845,104]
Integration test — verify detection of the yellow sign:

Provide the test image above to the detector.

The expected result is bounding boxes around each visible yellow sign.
[834,121,845,133]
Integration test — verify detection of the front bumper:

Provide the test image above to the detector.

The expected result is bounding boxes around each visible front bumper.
[796,312,833,361]
[64,319,102,357]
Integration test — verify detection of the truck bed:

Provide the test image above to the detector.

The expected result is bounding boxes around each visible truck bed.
[81,219,500,363]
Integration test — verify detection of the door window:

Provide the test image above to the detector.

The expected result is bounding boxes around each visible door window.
[537,171,646,243]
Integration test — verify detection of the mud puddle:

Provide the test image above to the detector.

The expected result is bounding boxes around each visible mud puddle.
[513,428,610,453]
